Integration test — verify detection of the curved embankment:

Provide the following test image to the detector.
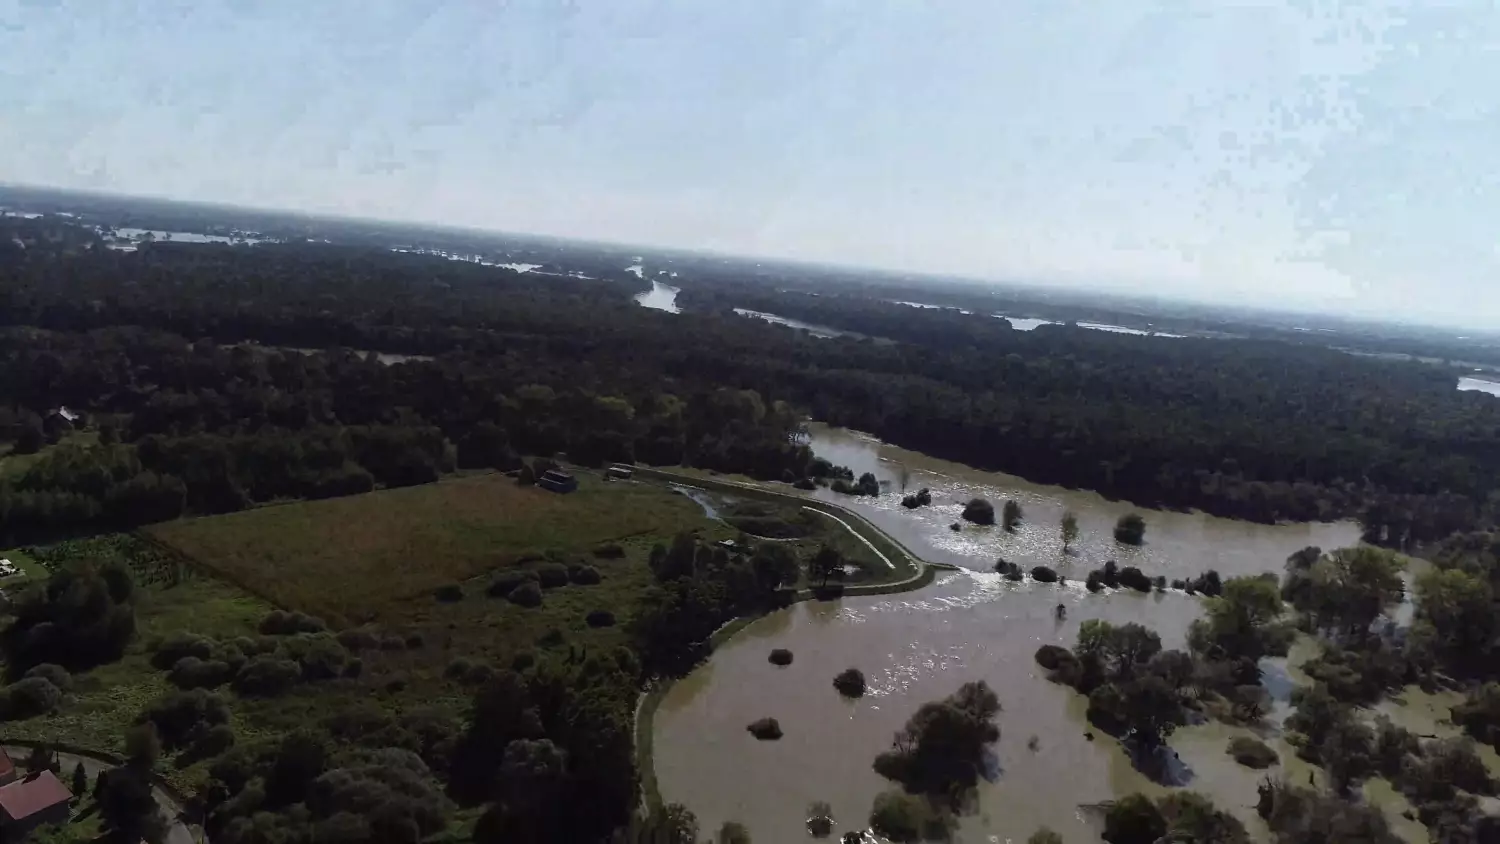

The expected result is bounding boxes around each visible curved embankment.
[630,467,952,814]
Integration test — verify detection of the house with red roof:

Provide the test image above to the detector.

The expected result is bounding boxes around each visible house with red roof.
[0,770,72,839]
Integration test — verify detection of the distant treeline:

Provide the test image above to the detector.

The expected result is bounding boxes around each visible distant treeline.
[3,221,1499,547]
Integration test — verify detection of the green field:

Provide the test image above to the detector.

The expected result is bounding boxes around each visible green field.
[3,475,733,792]
[147,472,712,626]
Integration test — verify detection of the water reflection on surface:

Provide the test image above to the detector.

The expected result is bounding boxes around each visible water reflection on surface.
[653,427,1363,842]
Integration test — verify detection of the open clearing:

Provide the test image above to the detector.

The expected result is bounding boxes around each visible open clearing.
[147,472,707,625]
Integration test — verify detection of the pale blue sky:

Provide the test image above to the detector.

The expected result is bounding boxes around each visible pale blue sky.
[2,1,1497,326]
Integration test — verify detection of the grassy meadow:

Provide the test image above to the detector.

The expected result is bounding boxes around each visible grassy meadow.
[146,472,710,625]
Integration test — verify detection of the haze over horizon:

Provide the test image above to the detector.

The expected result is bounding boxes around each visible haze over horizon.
[4,2,1497,328]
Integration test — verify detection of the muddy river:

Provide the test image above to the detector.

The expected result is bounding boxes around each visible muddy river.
[652,425,1363,843]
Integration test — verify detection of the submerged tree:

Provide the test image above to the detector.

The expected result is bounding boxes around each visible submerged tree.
[1060,510,1079,552]
[1114,513,1146,545]
[873,680,1001,805]
[962,498,995,526]
[1002,500,1023,532]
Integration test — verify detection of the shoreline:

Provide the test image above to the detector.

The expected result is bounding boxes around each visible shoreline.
[630,468,948,816]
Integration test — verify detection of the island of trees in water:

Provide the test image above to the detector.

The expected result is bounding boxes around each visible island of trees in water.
[9,215,1500,841]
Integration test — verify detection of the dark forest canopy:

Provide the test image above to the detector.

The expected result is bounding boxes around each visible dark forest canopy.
[3,220,1500,547]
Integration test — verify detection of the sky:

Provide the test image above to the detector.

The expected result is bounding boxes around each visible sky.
[2,1,1498,327]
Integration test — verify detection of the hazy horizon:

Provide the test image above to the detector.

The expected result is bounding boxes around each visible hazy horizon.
[4,2,1497,328]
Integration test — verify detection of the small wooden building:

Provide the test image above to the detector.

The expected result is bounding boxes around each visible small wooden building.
[605,465,634,480]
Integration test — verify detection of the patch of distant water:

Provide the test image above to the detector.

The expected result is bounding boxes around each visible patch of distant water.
[1458,376,1500,397]
[732,309,851,339]
[995,314,1182,337]
[636,280,681,314]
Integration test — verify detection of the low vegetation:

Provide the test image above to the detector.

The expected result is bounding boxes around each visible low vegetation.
[1114,513,1146,546]
[833,668,866,698]
[746,718,783,741]
[1227,736,1279,769]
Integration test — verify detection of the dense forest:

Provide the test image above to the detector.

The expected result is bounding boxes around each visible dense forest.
[5,217,1500,548]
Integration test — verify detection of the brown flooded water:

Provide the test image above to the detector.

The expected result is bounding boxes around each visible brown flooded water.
[652,426,1363,843]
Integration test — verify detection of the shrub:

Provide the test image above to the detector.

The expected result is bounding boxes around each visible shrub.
[403,633,425,649]
[793,477,817,490]
[1034,645,1071,671]
[434,584,464,603]
[1085,571,1104,593]
[592,543,626,559]
[299,637,352,680]
[586,610,616,628]
[536,628,565,648]
[869,790,950,843]
[169,656,233,690]
[510,652,536,672]
[1114,513,1147,546]
[233,657,301,697]
[487,570,538,597]
[961,498,995,526]
[22,664,71,693]
[1118,566,1153,593]
[901,488,932,509]
[834,668,866,698]
[536,564,570,589]
[259,610,326,636]
[1002,500,1023,531]
[336,629,381,652]
[343,659,363,679]
[446,658,493,684]
[508,582,543,608]
[568,564,602,585]
[1103,793,1165,844]
[769,649,793,666]
[2,677,62,719]
[193,723,236,758]
[137,688,230,749]
[747,718,783,740]
[1030,566,1059,583]
[152,632,216,670]
[1228,736,1279,769]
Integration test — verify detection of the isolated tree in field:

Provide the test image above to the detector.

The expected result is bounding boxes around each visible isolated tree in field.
[1114,513,1146,545]
[1061,510,1079,552]
[1002,500,1023,532]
